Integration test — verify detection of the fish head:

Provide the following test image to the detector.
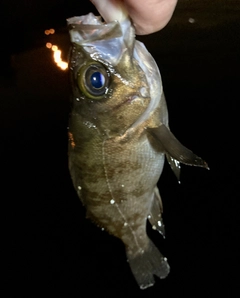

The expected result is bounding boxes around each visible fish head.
[67,13,162,137]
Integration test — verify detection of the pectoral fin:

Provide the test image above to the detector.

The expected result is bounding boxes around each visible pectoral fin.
[148,125,209,180]
[166,154,181,182]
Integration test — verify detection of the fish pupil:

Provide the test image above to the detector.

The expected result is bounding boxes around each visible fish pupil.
[91,71,105,89]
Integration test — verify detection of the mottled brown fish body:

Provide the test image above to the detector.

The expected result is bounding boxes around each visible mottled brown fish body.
[67,12,208,290]
[69,115,164,244]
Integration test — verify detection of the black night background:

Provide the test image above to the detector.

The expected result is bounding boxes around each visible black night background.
[2,1,239,297]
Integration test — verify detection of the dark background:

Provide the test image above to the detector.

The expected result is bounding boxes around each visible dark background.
[2,0,239,297]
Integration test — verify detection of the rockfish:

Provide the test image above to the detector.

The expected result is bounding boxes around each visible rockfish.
[67,0,208,289]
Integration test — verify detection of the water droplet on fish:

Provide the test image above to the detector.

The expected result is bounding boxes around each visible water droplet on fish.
[130,95,139,104]
[83,121,96,129]
[158,220,162,227]
[163,257,168,262]
[110,199,115,204]
[77,186,82,190]
[124,222,128,227]
[188,18,195,23]
[101,227,105,231]
[152,225,157,230]
[76,97,80,101]
[148,215,151,219]
[121,184,124,188]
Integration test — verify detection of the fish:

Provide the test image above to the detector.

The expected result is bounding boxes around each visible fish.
[67,0,208,290]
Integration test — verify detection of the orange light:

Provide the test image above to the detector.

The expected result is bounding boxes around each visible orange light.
[44,28,55,35]
[53,50,61,63]
[51,45,58,51]
[68,132,76,148]
[45,29,68,71]
[46,42,52,49]
[53,50,68,70]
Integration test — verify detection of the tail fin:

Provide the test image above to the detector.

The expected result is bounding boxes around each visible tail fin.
[126,239,170,289]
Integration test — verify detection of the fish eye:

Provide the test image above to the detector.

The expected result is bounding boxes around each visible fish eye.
[77,63,110,99]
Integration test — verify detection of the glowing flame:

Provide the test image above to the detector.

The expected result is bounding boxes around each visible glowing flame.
[45,29,68,71]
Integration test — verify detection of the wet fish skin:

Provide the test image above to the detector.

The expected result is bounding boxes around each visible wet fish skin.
[67,9,208,289]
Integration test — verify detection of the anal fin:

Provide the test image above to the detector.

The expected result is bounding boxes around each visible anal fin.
[148,187,165,237]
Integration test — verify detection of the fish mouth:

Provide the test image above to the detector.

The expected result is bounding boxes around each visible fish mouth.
[67,13,123,43]
[67,13,133,67]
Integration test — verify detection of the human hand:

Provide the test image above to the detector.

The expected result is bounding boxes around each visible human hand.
[90,0,178,35]
[124,0,178,35]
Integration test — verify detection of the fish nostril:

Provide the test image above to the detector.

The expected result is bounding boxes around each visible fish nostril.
[139,86,149,97]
